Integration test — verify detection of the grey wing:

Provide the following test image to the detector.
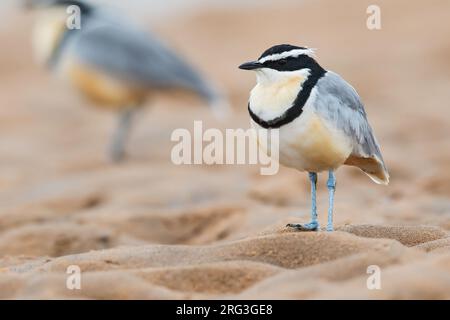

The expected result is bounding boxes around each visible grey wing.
[314,71,389,184]
[68,13,220,103]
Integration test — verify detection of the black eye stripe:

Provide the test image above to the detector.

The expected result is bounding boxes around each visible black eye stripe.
[262,55,321,72]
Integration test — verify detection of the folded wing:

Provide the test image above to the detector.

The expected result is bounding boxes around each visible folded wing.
[69,11,221,104]
[314,71,389,184]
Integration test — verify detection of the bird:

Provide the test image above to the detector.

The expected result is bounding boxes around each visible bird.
[239,44,389,232]
[24,0,228,162]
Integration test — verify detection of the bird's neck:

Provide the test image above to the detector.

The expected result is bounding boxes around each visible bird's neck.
[250,69,311,121]
[32,8,69,66]
[32,7,93,69]
[249,67,327,129]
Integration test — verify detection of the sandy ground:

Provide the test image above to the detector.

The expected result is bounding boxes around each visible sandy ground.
[0,0,450,299]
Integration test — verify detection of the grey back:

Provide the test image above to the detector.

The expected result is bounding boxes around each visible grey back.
[314,71,386,169]
[63,7,220,104]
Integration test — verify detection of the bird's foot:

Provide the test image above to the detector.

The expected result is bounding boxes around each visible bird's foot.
[286,221,319,231]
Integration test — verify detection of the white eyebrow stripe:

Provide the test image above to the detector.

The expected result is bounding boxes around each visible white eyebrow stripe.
[258,48,316,63]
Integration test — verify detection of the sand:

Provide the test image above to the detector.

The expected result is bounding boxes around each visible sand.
[0,0,449,299]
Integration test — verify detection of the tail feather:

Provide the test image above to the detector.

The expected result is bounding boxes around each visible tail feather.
[344,154,389,185]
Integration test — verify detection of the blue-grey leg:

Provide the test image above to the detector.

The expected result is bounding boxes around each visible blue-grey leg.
[109,108,135,163]
[326,170,336,231]
[287,172,319,231]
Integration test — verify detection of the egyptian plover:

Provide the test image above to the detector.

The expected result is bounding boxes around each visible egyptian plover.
[26,0,227,162]
[239,44,389,231]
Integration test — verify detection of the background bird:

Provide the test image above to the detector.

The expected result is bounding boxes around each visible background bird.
[239,44,389,232]
[25,0,228,162]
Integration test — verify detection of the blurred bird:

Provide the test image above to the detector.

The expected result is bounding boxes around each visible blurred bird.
[239,44,389,231]
[25,0,228,162]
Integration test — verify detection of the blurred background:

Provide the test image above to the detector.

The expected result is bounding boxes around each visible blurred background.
[0,0,449,297]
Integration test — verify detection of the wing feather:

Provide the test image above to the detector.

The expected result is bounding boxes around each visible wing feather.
[66,11,219,103]
[314,71,389,184]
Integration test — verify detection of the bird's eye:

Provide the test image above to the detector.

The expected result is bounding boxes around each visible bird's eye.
[278,59,287,66]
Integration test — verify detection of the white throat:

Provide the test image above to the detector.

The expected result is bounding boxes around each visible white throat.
[32,8,69,66]
[250,68,311,121]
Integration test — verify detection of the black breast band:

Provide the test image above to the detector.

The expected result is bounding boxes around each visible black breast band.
[249,69,326,129]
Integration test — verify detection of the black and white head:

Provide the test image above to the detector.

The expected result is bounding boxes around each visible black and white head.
[239,44,325,84]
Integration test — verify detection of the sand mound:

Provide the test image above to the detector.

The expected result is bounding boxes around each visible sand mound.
[0,224,448,299]
[0,223,143,257]
[1,272,186,300]
[237,249,450,300]
[5,230,400,274]
[133,261,282,294]
[311,253,450,299]
[2,261,281,299]
[415,238,450,252]
[0,229,411,298]
[236,248,421,299]
[339,225,448,246]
